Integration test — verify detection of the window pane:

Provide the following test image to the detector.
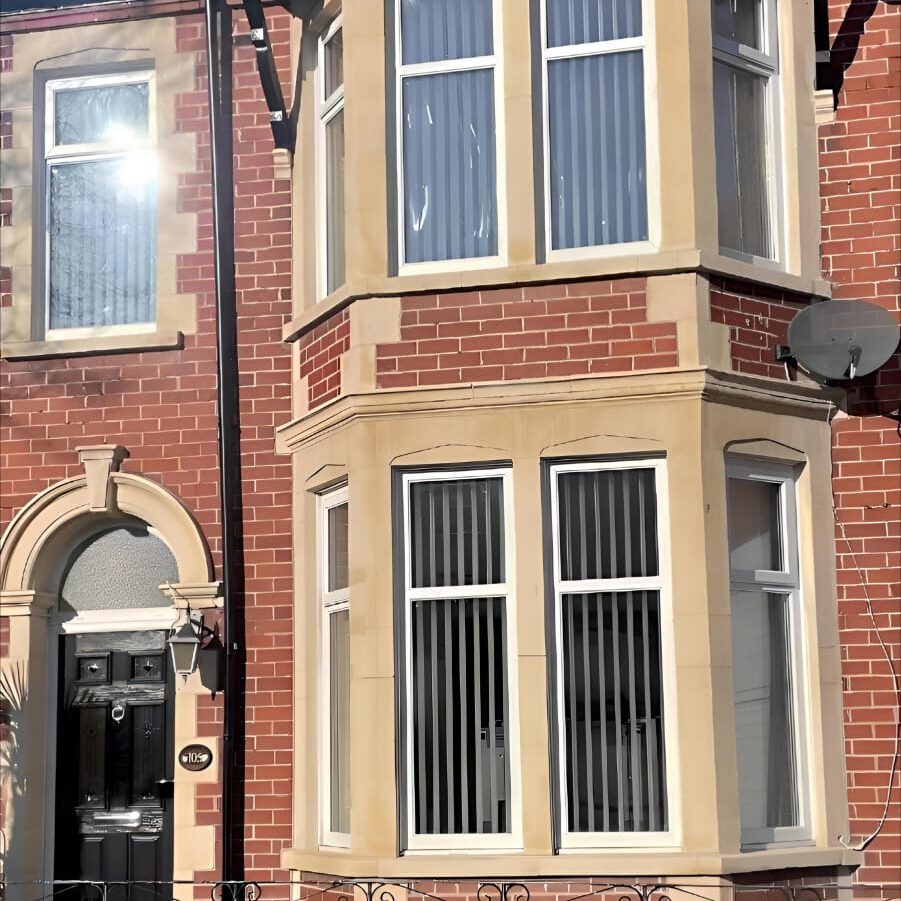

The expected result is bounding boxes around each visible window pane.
[400,0,493,65]
[59,524,177,613]
[48,157,157,330]
[713,61,773,258]
[712,0,763,50]
[328,501,349,592]
[325,108,346,293]
[324,27,344,98]
[410,478,504,588]
[731,589,798,830]
[557,468,658,580]
[329,608,351,834]
[727,477,782,573]
[546,0,642,47]
[548,51,647,249]
[54,82,149,146]
[412,597,509,834]
[561,591,667,832]
[402,70,498,264]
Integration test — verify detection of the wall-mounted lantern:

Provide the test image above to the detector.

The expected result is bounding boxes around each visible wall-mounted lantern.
[167,610,215,681]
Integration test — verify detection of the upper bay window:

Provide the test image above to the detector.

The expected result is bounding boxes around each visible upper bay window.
[394,0,502,268]
[712,0,780,262]
[43,70,158,338]
[726,459,808,847]
[540,0,649,254]
[318,17,346,298]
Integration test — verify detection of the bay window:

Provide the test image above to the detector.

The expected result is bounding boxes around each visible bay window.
[712,0,780,261]
[546,459,671,846]
[540,0,649,253]
[394,0,501,267]
[726,460,808,847]
[43,70,157,337]
[319,485,350,846]
[318,17,346,297]
[397,468,519,849]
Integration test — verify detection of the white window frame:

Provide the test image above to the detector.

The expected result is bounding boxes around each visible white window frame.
[43,69,158,340]
[393,0,507,275]
[539,0,660,261]
[711,0,784,267]
[316,15,345,301]
[318,484,351,849]
[548,457,680,850]
[400,466,522,852]
[726,458,810,849]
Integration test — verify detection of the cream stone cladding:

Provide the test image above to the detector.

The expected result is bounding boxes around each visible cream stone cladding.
[0,18,198,359]
[277,369,860,879]
[286,0,828,339]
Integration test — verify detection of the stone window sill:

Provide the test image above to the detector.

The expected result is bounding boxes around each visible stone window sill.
[1,330,183,360]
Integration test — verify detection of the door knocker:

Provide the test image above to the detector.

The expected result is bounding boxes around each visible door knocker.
[111,702,125,723]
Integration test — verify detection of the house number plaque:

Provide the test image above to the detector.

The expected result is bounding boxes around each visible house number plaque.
[178,743,213,772]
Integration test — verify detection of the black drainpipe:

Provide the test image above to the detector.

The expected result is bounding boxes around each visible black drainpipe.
[204,0,246,892]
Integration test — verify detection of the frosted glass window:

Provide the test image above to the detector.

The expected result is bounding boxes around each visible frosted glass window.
[396,0,499,265]
[45,72,157,333]
[54,82,149,145]
[59,524,177,612]
[48,159,157,330]
[542,0,648,252]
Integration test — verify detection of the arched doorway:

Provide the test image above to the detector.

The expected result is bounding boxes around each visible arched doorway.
[52,518,179,898]
[0,449,221,901]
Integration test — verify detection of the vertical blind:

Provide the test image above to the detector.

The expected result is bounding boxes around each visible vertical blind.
[406,476,511,836]
[399,0,498,264]
[545,0,648,251]
[554,466,667,835]
[329,608,351,834]
[322,24,346,295]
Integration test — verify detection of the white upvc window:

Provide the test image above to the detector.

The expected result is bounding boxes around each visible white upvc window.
[317,16,346,299]
[726,459,810,848]
[539,0,654,258]
[548,458,678,849]
[318,485,351,848]
[711,0,782,264]
[43,70,158,340]
[393,0,506,272]
[399,467,521,851]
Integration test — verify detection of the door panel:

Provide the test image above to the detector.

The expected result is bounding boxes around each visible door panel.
[55,631,174,901]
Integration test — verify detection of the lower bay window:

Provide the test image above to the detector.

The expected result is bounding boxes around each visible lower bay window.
[319,485,350,847]
[396,468,519,850]
[545,458,672,847]
[726,460,808,847]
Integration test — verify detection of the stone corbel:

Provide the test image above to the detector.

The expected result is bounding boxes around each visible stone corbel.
[0,589,57,618]
[76,445,130,512]
[159,581,223,610]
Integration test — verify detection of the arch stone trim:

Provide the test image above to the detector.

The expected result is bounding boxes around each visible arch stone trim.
[0,470,214,597]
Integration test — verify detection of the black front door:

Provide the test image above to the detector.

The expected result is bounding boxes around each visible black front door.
[54,630,174,901]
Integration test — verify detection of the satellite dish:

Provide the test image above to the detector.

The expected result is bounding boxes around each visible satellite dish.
[784,299,900,382]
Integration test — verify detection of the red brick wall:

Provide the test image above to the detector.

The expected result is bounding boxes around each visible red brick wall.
[0,7,296,888]
[821,0,901,891]
[376,278,677,390]
[298,308,350,410]
[709,278,806,380]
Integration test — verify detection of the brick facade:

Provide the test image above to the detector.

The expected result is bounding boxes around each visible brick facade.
[822,0,901,890]
[376,279,678,390]
[0,4,296,888]
[298,308,350,410]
